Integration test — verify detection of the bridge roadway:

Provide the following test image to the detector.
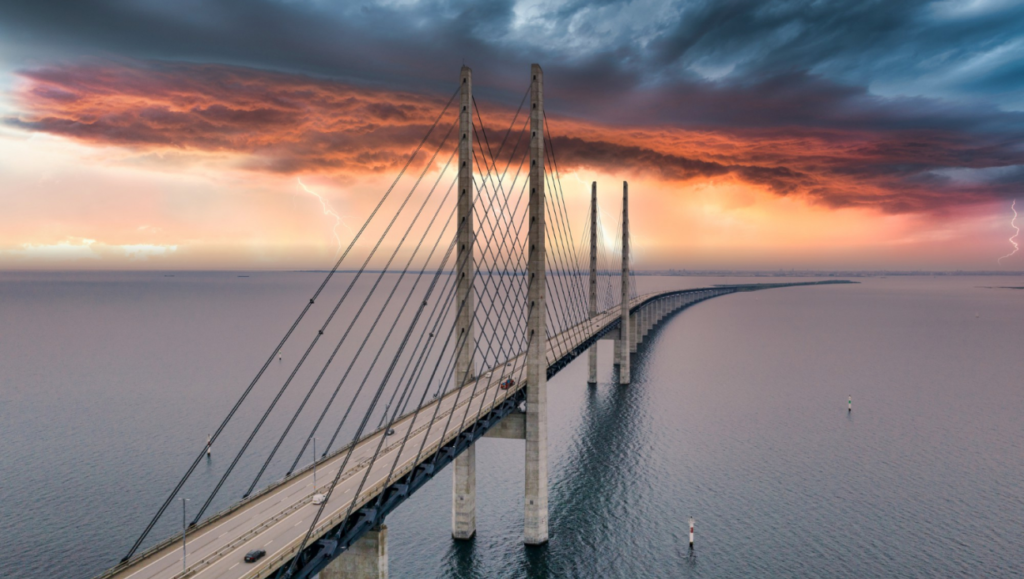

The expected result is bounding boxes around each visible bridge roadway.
[101,287,739,579]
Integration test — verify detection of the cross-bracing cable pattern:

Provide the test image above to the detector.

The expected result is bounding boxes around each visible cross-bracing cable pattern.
[119,86,462,562]
[190,111,464,527]
[541,113,592,360]
[122,73,620,579]
[280,83,537,577]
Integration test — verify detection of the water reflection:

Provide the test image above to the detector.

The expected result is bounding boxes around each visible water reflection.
[537,342,655,577]
[443,536,481,579]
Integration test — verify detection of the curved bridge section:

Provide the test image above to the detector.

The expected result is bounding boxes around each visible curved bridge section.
[98,281,848,579]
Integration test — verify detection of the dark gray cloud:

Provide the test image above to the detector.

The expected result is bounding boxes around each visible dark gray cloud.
[2,0,1022,116]
[2,0,1024,211]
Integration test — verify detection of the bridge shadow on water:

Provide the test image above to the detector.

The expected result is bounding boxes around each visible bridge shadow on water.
[437,348,658,579]
[531,331,671,578]
[428,316,691,579]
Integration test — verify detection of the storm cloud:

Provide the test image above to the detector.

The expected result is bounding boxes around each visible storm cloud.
[2,0,1024,213]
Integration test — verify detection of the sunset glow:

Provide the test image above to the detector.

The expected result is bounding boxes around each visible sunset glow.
[2,1,1023,270]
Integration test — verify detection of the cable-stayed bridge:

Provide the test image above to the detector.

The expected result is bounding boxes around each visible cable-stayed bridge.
[94,65,847,579]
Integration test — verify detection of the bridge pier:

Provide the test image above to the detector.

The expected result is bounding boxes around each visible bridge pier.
[452,65,477,541]
[587,181,598,386]
[525,63,549,545]
[484,412,526,439]
[320,525,388,579]
[619,181,631,385]
[629,312,638,353]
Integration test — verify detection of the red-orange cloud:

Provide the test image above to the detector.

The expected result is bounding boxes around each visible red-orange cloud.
[8,61,1023,214]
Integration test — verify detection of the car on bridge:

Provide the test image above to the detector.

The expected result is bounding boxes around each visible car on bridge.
[499,377,515,390]
[244,549,266,563]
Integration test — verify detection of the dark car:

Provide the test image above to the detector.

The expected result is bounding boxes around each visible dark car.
[244,549,266,563]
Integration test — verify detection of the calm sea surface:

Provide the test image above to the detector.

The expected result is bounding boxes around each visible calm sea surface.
[1,272,1022,578]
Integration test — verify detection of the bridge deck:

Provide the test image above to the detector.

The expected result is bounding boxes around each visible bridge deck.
[102,289,709,579]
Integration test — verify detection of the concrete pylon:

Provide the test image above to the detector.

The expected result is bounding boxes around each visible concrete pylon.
[525,63,549,545]
[587,181,598,386]
[619,181,631,384]
[320,525,388,579]
[452,65,476,541]
[629,311,638,352]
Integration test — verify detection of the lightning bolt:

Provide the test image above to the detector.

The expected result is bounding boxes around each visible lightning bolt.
[998,199,1019,265]
[298,177,349,257]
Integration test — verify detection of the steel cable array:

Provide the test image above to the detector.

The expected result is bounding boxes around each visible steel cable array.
[118,76,629,578]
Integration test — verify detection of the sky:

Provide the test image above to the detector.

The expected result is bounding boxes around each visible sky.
[1,0,1023,270]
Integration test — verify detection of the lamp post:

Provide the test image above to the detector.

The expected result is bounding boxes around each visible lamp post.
[311,438,317,490]
[180,497,189,572]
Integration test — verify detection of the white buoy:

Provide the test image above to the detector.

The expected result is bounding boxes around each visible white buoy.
[206,434,212,457]
[689,517,694,548]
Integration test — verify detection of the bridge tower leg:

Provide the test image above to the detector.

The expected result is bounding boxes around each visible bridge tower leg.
[525,63,549,545]
[619,181,631,384]
[452,65,477,541]
[320,524,388,579]
[587,181,598,386]
[630,311,638,353]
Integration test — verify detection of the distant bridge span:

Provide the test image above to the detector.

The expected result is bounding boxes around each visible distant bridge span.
[99,282,844,579]
[96,61,851,579]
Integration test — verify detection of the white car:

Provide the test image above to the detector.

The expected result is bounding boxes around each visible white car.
[312,493,326,505]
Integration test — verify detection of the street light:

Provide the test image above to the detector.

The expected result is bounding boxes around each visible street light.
[311,438,326,505]
[180,497,189,572]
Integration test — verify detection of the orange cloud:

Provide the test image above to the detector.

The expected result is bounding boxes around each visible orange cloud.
[9,61,456,175]
[7,60,1023,216]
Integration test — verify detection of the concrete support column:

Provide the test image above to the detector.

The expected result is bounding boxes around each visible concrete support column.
[587,181,598,385]
[619,181,631,384]
[452,443,475,539]
[525,63,549,545]
[320,525,388,579]
[629,312,638,352]
[452,65,477,541]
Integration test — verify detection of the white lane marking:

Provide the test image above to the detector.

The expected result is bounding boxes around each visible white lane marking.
[264,540,273,547]
[229,563,239,570]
